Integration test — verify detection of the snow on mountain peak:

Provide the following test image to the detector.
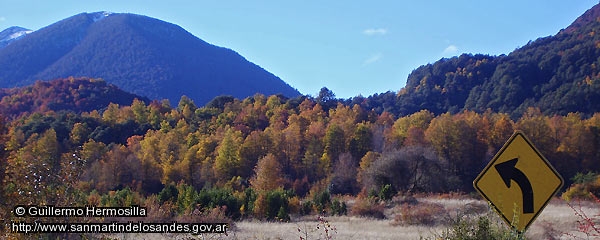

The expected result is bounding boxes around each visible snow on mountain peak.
[0,26,33,49]
[92,11,113,22]
[9,30,33,39]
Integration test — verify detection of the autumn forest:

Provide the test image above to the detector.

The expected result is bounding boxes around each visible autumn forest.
[0,77,599,235]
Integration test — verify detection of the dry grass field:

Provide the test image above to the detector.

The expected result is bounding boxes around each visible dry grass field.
[94,196,599,239]
[229,197,599,240]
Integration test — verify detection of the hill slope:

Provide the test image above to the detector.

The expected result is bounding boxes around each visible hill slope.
[385,4,600,118]
[0,12,300,105]
[0,77,149,118]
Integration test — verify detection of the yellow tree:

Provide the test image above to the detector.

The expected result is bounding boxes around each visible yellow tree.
[132,131,164,193]
[349,122,373,160]
[321,123,345,175]
[425,111,486,191]
[250,153,284,193]
[102,103,120,124]
[515,107,553,155]
[585,113,600,171]
[69,122,90,145]
[392,109,434,146]
[282,115,306,175]
[5,129,60,205]
[250,153,286,219]
[214,128,243,182]
[489,113,514,150]
[357,151,381,189]
[558,113,594,171]
[239,130,271,179]
[302,121,326,181]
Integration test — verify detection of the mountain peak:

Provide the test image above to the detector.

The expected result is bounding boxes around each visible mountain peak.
[0,26,33,49]
[90,11,113,22]
[0,12,300,105]
[562,3,600,34]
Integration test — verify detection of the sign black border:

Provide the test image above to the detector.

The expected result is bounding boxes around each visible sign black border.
[473,130,565,233]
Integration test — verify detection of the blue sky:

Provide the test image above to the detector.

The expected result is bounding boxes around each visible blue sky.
[0,1,598,98]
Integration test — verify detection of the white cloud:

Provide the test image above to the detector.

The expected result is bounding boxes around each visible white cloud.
[363,53,383,66]
[363,28,387,36]
[443,45,459,55]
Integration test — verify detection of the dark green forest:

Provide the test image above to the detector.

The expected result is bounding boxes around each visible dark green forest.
[360,5,600,118]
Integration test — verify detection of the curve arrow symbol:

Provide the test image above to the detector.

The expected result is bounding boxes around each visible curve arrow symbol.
[494,158,534,214]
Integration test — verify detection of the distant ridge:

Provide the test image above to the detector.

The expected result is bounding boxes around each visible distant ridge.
[0,12,300,105]
[373,3,600,117]
[0,26,32,49]
[0,77,149,118]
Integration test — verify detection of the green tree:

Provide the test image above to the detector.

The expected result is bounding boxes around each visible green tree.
[69,122,90,145]
[131,98,149,125]
[214,128,243,182]
[349,122,373,160]
[321,124,345,171]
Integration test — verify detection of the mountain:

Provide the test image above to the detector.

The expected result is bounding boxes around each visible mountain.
[0,12,300,105]
[0,26,32,49]
[0,77,149,118]
[371,4,600,118]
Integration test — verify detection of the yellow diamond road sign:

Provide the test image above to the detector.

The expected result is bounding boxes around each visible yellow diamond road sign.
[474,131,564,233]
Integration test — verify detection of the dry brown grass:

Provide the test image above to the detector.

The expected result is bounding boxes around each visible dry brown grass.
[86,195,599,239]
[230,216,442,240]
[527,198,600,239]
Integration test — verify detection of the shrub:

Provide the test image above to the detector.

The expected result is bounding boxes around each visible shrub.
[349,197,384,219]
[157,184,178,204]
[144,195,177,222]
[394,201,445,226]
[313,190,331,213]
[175,183,197,213]
[566,193,600,238]
[300,200,313,215]
[379,184,393,201]
[100,187,141,207]
[277,206,290,221]
[297,215,337,240]
[288,196,301,215]
[425,214,524,240]
[253,188,290,221]
[562,174,600,201]
[331,198,347,216]
[572,171,598,184]
[242,187,257,215]
[196,187,241,219]
[265,189,289,221]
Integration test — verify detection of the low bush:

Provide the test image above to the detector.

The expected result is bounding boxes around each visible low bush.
[425,213,524,240]
[300,200,313,215]
[349,197,385,219]
[330,198,347,216]
[394,201,445,226]
[562,174,600,201]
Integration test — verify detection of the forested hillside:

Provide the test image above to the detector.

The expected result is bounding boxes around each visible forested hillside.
[362,4,600,118]
[0,77,149,118]
[1,77,599,238]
